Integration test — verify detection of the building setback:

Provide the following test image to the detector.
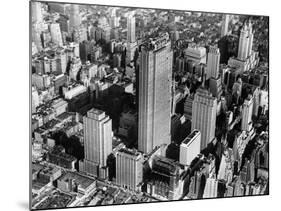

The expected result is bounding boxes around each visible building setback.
[79,108,112,179]
[192,87,217,150]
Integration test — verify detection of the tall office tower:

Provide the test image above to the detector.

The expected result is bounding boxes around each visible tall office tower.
[241,95,253,132]
[127,12,136,43]
[31,2,43,23]
[203,178,218,198]
[109,8,119,28]
[179,130,201,166]
[237,22,254,61]
[138,33,173,154]
[209,77,222,99]
[50,23,63,46]
[79,108,112,178]
[207,46,222,98]
[184,95,193,120]
[126,11,137,63]
[32,27,43,51]
[192,87,217,150]
[206,46,220,80]
[221,14,230,38]
[116,148,143,191]
[69,4,81,32]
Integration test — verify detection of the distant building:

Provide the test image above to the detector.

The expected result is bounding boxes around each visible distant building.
[192,87,217,150]
[207,46,222,98]
[31,1,43,23]
[238,22,254,61]
[50,23,63,46]
[116,148,143,191]
[241,95,253,132]
[127,12,136,43]
[64,85,87,100]
[126,12,137,63]
[184,44,206,64]
[221,14,230,38]
[206,46,220,80]
[69,4,81,32]
[209,77,222,98]
[184,95,193,121]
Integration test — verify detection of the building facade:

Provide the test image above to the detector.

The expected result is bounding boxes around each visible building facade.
[79,108,112,178]
[138,33,173,154]
[116,148,143,191]
[192,87,217,150]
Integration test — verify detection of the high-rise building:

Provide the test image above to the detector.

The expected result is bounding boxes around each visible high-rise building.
[179,130,201,166]
[126,12,137,63]
[116,148,143,191]
[209,77,222,99]
[206,46,220,80]
[138,33,173,154]
[31,2,43,23]
[241,95,253,132]
[184,95,193,120]
[221,14,230,38]
[49,3,69,15]
[203,178,218,198]
[69,4,81,32]
[127,12,136,43]
[237,22,254,61]
[79,108,112,178]
[192,87,217,150]
[207,46,222,98]
[50,23,63,46]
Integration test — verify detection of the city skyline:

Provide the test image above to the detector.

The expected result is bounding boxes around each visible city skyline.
[30,1,269,210]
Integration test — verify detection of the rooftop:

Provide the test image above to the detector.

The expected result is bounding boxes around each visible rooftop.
[58,171,95,190]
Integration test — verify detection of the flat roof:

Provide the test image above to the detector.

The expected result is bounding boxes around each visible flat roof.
[58,171,95,190]
[182,129,200,145]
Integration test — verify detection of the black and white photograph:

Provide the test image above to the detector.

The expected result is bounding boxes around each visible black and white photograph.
[29,0,270,210]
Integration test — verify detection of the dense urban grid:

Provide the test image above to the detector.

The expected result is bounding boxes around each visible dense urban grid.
[31,1,269,209]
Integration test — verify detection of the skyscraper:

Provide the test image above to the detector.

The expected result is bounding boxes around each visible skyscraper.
[207,46,222,98]
[221,14,230,38]
[241,95,253,132]
[206,46,220,80]
[179,130,201,166]
[127,12,136,43]
[116,148,143,191]
[69,4,81,32]
[138,32,173,154]
[50,23,63,46]
[31,2,43,23]
[126,11,137,63]
[203,178,218,198]
[192,87,217,150]
[237,22,254,61]
[79,108,112,178]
